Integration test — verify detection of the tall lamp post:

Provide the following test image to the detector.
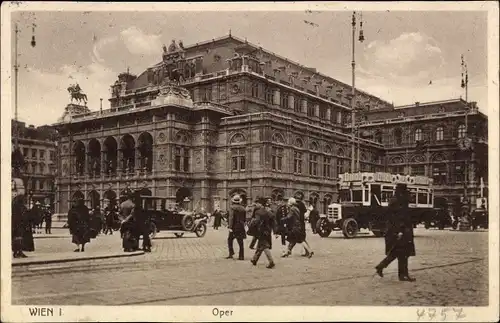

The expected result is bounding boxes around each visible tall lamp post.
[459,55,472,205]
[350,12,365,173]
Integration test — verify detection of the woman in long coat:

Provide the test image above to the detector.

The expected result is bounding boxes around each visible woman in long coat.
[12,195,28,258]
[21,207,36,252]
[68,198,91,252]
[282,198,313,258]
[250,197,276,268]
[375,184,416,281]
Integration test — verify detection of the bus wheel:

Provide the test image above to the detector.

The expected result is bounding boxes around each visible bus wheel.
[316,218,332,238]
[342,218,358,239]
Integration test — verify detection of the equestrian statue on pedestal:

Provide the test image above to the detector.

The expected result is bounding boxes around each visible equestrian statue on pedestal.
[67,83,88,105]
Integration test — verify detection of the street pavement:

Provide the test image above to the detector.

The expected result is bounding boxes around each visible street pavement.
[11,226,488,306]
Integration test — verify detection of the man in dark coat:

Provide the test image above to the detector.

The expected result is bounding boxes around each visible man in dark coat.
[226,194,247,260]
[250,197,276,268]
[44,205,52,234]
[21,207,36,252]
[375,184,416,282]
[308,205,319,234]
[274,198,289,256]
[212,207,222,230]
[120,191,140,252]
[285,193,314,257]
[132,192,152,252]
[12,195,28,258]
[67,197,90,252]
[104,202,116,235]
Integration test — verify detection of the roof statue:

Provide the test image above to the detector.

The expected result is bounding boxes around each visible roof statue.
[67,83,88,105]
[168,39,178,53]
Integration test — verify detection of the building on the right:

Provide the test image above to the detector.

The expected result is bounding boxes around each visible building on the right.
[352,98,488,208]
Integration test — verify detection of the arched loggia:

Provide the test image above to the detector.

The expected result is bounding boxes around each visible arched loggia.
[138,132,153,173]
[120,134,136,174]
[88,139,101,177]
[74,141,86,176]
[103,137,118,175]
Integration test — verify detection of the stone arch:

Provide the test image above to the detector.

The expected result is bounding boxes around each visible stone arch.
[294,137,304,148]
[271,132,286,144]
[87,190,100,209]
[360,152,368,161]
[431,153,446,162]
[324,144,333,154]
[271,188,285,202]
[88,139,101,176]
[229,132,246,144]
[103,136,118,175]
[308,192,320,209]
[337,147,345,157]
[389,155,404,164]
[410,154,426,163]
[103,190,117,206]
[374,130,383,143]
[310,141,319,151]
[71,190,84,201]
[120,134,136,173]
[73,140,86,175]
[176,187,192,204]
[138,132,154,172]
[175,130,191,144]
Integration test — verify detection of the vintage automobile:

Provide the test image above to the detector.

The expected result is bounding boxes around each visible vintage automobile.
[470,208,488,230]
[140,196,208,238]
[424,197,453,230]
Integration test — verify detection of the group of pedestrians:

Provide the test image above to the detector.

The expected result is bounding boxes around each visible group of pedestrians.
[225,192,315,269]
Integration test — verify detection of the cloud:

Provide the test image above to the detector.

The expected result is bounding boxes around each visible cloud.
[359,32,445,84]
[92,36,119,64]
[120,26,162,56]
[16,62,116,126]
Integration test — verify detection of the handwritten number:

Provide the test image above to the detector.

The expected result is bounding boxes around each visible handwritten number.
[453,308,466,320]
[428,308,436,319]
[440,308,449,321]
[416,309,425,320]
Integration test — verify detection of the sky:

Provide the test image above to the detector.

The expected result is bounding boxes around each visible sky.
[7,5,490,126]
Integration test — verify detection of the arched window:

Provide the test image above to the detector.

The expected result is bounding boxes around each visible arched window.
[251,83,259,98]
[414,128,423,142]
[457,124,466,139]
[435,126,444,141]
[393,128,403,146]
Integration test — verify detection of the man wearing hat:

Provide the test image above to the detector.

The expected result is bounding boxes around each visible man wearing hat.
[226,194,247,260]
[250,197,276,268]
[67,196,90,252]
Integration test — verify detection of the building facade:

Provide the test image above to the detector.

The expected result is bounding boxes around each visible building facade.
[52,35,487,215]
[11,120,58,208]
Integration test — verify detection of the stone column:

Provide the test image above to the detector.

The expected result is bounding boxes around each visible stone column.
[301,99,307,114]
[117,149,122,174]
[101,150,106,176]
[288,94,294,110]
[273,89,280,106]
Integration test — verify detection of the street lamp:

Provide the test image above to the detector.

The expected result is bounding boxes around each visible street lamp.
[459,54,472,205]
[350,11,365,173]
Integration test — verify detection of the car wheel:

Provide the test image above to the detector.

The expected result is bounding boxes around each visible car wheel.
[342,218,358,239]
[174,233,184,238]
[149,222,157,239]
[181,214,195,231]
[195,223,207,238]
[316,218,332,238]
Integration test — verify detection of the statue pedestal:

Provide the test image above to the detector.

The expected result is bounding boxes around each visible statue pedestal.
[153,85,193,108]
[58,104,91,123]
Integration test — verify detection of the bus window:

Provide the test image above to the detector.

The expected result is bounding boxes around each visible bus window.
[409,188,417,204]
[364,189,369,203]
[352,190,362,202]
[381,191,393,203]
[418,191,428,204]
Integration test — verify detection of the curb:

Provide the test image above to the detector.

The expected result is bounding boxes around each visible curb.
[12,251,145,267]
[33,235,69,239]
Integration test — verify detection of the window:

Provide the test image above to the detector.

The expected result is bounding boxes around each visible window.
[411,165,425,176]
[323,157,332,178]
[374,131,382,143]
[39,180,44,190]
[32,149,37,159]
[271,147,283,171]
[23,148,28,157]
[293,151,303,174]
[175,148,181,171]
[40,163,46,174]
[393,129,402,146]
[280,92,288,109]
[200,86,212,101]
[418,191,428,204]
[432,164,447,185]
[50,151,56,161]
[435,127,444,141]
[319,106,326,119]
[265,87,274,104]
[183,149,190,172]
[457,124,466,139]
[336,159,344,177]
[231,148,246,171]
[414,128,423,142]
[174,147,190,172]
[309,154,318,176]
[453,163,466,183]
[251,83,259,98]
[409,188,417,204]
[307,101,315,117]
[40,150,45,160]
[293,96,301,113]
[390,166,405,174]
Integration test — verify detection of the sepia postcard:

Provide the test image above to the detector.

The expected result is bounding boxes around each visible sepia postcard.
[1,1,499,322]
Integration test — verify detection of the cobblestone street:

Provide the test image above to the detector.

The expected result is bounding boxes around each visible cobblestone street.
[12,227,488,306]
